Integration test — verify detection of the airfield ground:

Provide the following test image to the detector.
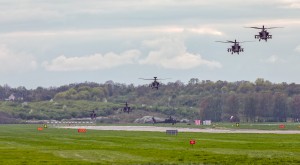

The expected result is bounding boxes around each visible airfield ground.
[62,125,300,134]
[1,124,300,164]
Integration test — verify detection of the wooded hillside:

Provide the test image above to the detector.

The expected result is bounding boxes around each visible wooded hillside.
[1,78,300,122]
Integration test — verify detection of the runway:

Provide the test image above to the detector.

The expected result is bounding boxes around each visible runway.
[62,126,300,134]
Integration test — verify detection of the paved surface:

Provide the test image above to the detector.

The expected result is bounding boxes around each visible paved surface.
[62,126,300,134]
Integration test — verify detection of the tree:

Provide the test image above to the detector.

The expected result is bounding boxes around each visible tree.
[272,92,287,122]
[255,80,263,92]
[243,94,256,122]
[256,92,273,121]
[222,94,240,121]
[237,82,254,93]
[91,87,106,100]
[199,95,222,122]
[290,95,300,121]
[188,78,199,85]
[105,81,114,97]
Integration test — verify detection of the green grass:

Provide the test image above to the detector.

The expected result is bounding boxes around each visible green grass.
[211,122,300,130]
[0,124,300,164]
[95,122,300,130]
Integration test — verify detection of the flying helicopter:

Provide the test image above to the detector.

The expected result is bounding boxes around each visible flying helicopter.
[216,39,252,54]
[90,110,97,120]
[139,77,170,89]
[123,102,131,114]
[245,25,283,42]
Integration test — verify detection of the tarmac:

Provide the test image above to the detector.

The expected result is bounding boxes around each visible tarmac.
[62,125,300,134]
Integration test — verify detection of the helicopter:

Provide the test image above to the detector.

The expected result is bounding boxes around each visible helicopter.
[90,110,97,120]
[216,39,252,54]
[152,116,177,125]
[139,77,170,89]
[245,25,283,42]
[123,102,131,113]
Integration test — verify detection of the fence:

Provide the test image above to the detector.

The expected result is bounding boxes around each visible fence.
[166,130,178,135]
[48,121,96,127]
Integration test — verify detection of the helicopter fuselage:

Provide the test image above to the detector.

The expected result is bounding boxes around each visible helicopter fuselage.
[90,110,96,120]
[123,106,131,113]
[123,102,131,113]
[255,30,272,41]
[150,81,160,89]
[228,43,243,54]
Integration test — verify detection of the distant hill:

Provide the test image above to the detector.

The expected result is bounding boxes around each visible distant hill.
[1,78,300,122]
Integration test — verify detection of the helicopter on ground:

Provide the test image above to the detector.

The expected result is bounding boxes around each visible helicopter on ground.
[152,116,177,125]
[123,102,131,113]
[245,25,283,42]
[139,77,170,89]
[216,39,252,54]
[90,110,97,120]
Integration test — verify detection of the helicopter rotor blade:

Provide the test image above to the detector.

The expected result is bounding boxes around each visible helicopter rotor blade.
[226,40,236,43]
[139,78,171,80]
[245,26,283,29]
[216,41,232,43]
[265,27,284,29]
[139,78,154,80]
[156,78,171,80]
[239,41,255,43]
[245,27,262,29]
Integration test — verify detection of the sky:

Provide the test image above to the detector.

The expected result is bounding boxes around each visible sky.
[1,0,300,89]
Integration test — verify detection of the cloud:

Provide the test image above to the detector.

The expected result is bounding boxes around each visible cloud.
[0,0,296,26]
[2,27,223,39]
[42,50,140,71]
[246,19,300,27]
[0,4,61,23]
[295,45,300,53]
[278,0,300,8]
[139,37,222,69]
[184,27,223,35]
[260,55,286,64]
[0,45,37,72]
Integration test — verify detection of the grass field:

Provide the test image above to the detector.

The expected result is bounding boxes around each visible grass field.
[0,124,300,164]
[93,122,300,130]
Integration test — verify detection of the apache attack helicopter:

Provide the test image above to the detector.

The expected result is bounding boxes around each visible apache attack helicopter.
[245,25,283,42]
[90,110,97,120]
[139,77,170,90]
[123,102,131,114]
[216,39,253,54]
[152,116,177,125]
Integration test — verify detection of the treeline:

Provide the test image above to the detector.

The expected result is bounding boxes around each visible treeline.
[1,78,300,122]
